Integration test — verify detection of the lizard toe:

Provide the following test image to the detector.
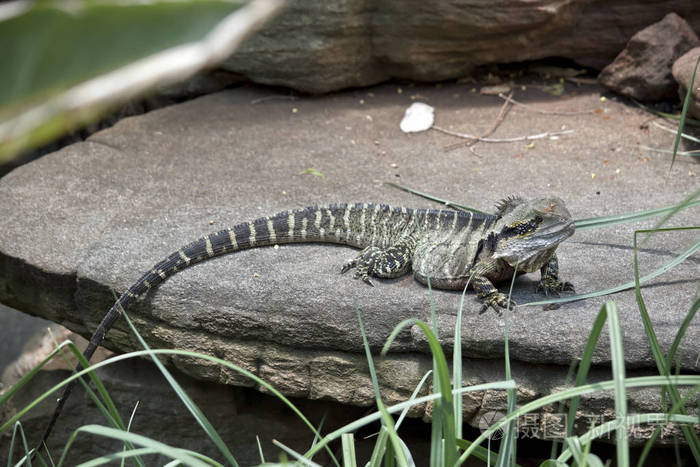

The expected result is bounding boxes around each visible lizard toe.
[341,260,356,274]
[478,293,513,314]
[537,278,574,296]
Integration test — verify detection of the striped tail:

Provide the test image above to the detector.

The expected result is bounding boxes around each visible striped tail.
[39,203,415,450]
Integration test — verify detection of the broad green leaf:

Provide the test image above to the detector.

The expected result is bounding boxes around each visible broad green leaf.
[0,0,283,161]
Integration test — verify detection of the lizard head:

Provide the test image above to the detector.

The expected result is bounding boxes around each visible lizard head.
[491,196,575,265]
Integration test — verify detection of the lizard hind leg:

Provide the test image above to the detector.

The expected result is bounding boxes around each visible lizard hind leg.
[341,238,415,286]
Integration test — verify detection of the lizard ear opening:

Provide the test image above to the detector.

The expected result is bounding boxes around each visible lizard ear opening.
[495,196,524,218]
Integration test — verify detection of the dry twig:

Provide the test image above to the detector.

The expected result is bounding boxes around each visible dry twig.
[444,90,514,151]
[497,93,598,116]
[433,126,574,143]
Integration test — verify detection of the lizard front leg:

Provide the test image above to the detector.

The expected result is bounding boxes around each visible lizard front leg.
[462,258,515,314]
[341,236,416,285]
[536,253,574,296]
[469,260,515,314]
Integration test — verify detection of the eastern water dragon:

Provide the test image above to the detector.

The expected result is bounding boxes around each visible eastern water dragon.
[38,195,575,450]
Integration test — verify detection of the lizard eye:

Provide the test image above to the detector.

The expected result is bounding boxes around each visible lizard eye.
[534,215,543,223]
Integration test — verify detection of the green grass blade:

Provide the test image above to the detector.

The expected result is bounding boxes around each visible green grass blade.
[67,425,213,467]
[120,310,239,467]
[583,453,605,467]
[272,439,322,467]
[377,399,410,467]
[45,328,131,445]
[421,273,443,467]
[558,413,699,463]
[395,371,432,430]
[0,345,331,467]
[0,338,128,449]
[455,374,700,465]
[639,384,700,467]
[121,401,140,467]
[453,273,475,441]
[604,301,628,467]
[385,182,699,233]
[573,199,700,231]
[671,54,700,170]
[8,421,32,467]
[385,440,396,467]
[631,98,700,126]
[309,413,328,452]
[566,306,609,440]
[58,348,510,466]
[496,265,518,467]
[525,228,700,306]
[80,447,218,467]
[632,229,700,462]
[642,146,700,156]
[79,447,159,466]
[647,189,699,237]
[581,433,595,467]
[356,307,410,467]
[636,426,663,467]
[403,321,456,465]
[650,122,700,143]
[665,297,700,384]
[368,426,390,467]
[304,379,516,461]
[455,439,513,466]
[419,264,444,466]
[3,343,506,467]
[563,437,584,466]
[383,182,488,214]
[341,433,356,467]
[256,436,265,464]
[549,359,579,459]
[355,306,384,403]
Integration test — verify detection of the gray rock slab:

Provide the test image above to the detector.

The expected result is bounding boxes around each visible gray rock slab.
[0,83,699,435]
[225,0,700,93]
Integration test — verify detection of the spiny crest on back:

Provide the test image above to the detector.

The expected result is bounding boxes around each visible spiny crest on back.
[494,196,525,218]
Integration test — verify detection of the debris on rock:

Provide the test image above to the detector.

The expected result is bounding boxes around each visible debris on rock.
[598,12,700,102]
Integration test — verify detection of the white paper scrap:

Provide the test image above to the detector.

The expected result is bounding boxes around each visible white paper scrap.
[399,102,434,133]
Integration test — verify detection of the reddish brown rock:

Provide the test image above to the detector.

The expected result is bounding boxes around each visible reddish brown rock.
[598,12,700,101]
[672,47,700,118]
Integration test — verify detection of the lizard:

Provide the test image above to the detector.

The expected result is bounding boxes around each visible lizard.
[38,195,574,451]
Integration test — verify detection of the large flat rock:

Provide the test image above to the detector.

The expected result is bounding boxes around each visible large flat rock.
[1,83,698,436]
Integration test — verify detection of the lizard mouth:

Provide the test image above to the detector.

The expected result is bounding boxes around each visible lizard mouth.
[493,218,575,263]
[538,218,575,241]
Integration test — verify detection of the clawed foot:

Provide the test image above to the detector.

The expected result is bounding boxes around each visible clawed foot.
[536,277,575,296]
[479,292,516,314]
[341,248,377,286]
